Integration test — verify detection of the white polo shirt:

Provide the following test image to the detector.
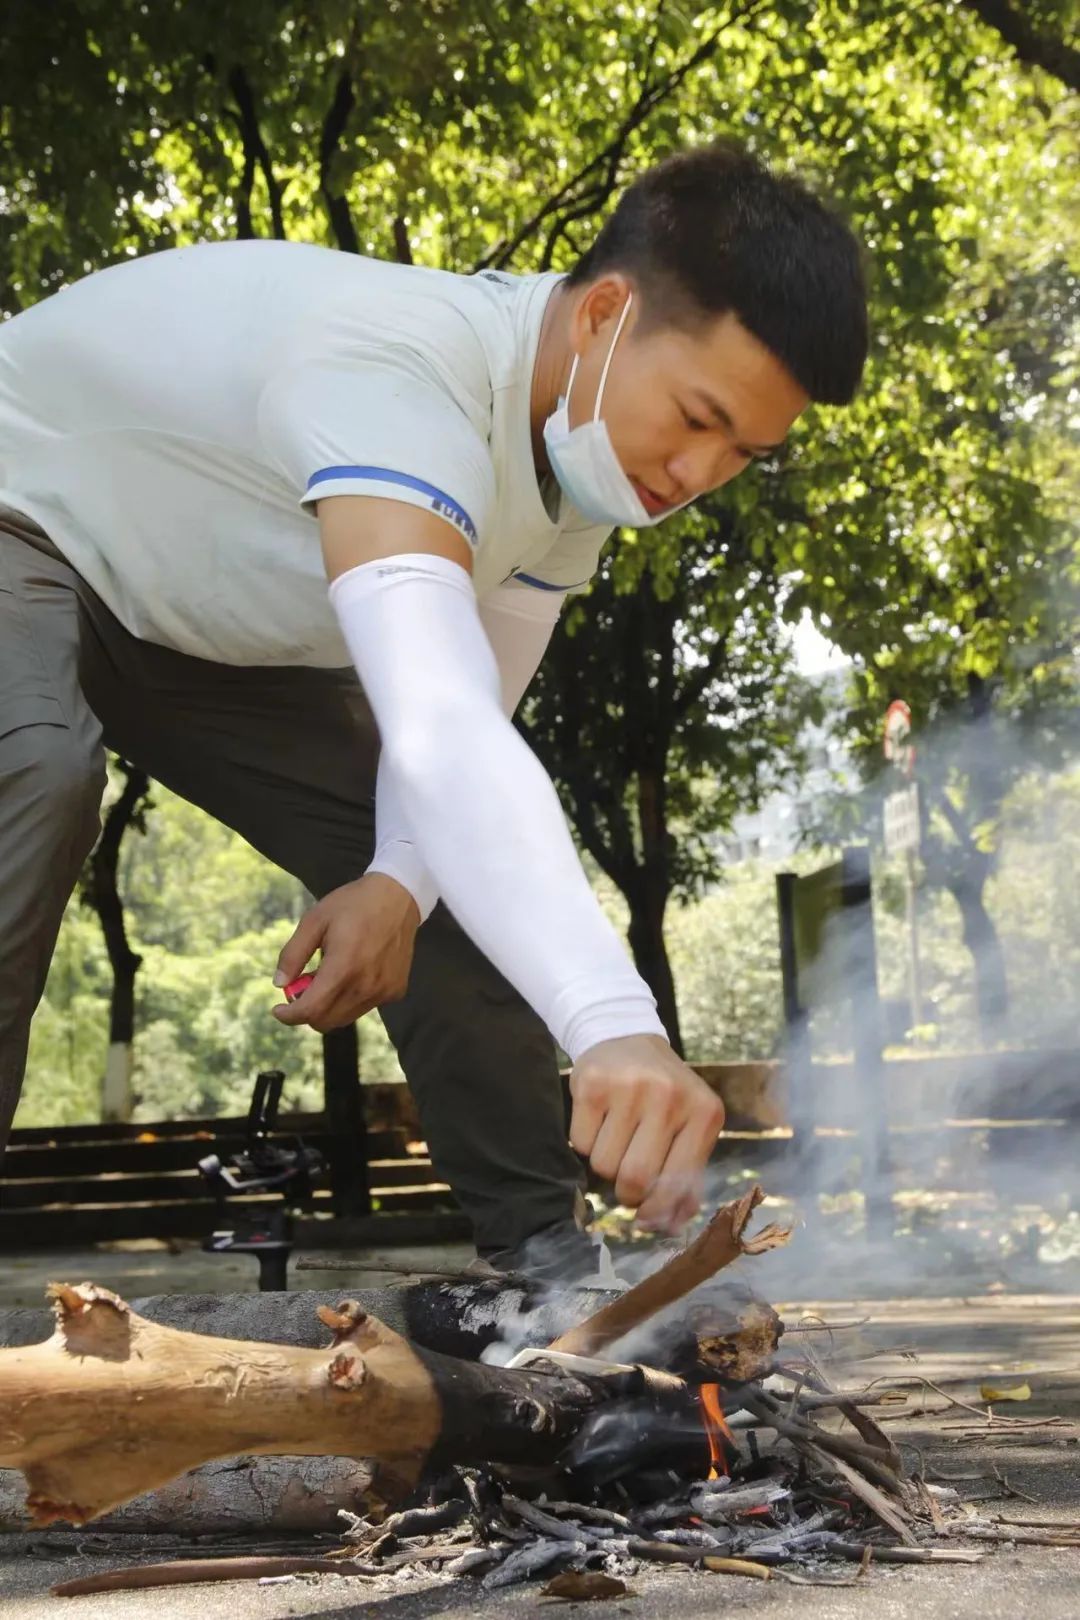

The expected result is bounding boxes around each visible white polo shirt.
[0,242,610,665]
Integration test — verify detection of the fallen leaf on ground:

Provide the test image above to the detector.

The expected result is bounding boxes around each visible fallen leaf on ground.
[703,1557,772,1580]
[980,1382,1032,1403]
[541,1572,632,1602]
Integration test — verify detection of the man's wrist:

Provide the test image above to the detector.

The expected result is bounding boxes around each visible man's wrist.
[560,1001,669,1064]
[364,843,437,922]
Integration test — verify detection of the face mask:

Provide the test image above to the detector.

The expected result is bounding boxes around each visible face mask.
[543,292,686,529]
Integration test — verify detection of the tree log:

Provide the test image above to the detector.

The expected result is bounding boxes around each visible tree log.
[0,1283,710,1527]
[548,1186,791,1360]
[0,1270,781,1532]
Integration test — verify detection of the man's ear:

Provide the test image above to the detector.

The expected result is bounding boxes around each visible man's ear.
[572,272,634,347]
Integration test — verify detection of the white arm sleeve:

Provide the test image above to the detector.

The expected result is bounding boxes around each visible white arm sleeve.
[365,580,567,918]
[331,554,666,1059]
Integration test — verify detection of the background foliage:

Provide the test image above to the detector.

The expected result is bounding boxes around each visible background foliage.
[3,0,1077,1120]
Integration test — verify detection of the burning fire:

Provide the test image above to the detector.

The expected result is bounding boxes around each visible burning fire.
[698,1382,732,1480]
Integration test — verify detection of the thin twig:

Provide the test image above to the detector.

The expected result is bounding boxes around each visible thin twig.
[860,1372,1057,1427]
[991,1463,1041,1504]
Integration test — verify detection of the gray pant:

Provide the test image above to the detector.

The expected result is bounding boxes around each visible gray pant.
[0,506,585,1253]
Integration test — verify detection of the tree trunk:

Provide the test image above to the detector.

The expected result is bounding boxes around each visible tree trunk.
[627,900,682,1056]
[81,761,151,1123]
[949,876,1010,1043]
[628,769,683,1053]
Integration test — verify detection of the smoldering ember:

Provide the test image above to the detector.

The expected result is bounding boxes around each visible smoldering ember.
[2,1187,1078,1604]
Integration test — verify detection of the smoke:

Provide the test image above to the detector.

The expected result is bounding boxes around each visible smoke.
[741,720,1080,1298]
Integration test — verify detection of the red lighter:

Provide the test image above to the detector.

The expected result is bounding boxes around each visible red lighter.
[283,973,316,1003]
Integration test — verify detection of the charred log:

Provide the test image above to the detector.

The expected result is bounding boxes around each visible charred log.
[0,1285,741,1528]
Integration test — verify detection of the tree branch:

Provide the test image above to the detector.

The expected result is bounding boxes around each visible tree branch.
[392,216,414,264]
[673,632,731,722]
[474,0,770,271]
[959,0,1080,92]
[227,66,287,240]
[319,71,360,254]
[926,783,975,856]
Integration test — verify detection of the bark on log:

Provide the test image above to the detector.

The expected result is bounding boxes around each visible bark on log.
[0,1274,766,1359]
[0,1276,780,1532]
[0,1283,697,1527]
[0,1455,372,1535]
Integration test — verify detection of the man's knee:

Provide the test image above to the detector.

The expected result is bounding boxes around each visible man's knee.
[2,721,104,862]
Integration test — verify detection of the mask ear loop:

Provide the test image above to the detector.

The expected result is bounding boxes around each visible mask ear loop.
[563,351,582,410]
[563,290,634,420]
[592,291,634,422]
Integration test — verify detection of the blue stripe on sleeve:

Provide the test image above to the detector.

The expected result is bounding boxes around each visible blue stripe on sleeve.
[514,572,578,591]
[306,466,477,545]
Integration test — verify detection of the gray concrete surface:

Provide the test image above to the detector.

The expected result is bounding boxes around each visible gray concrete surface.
[0,1241,480,1310]
[2,1291,1079,1617]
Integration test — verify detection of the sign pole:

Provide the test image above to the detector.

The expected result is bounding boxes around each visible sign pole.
[883,700,922,1033]
[904,844,922,1030]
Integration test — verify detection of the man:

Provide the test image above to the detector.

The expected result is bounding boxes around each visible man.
[0,139,868,1277]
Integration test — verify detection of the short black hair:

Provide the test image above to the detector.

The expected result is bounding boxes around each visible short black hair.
[567,139,869,406]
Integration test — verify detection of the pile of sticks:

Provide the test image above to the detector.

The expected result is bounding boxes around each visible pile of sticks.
[0,1186,1022,1597]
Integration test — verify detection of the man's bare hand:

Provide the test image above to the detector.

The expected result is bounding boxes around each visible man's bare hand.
[271,874,420,1033]
[569,1035,725,1232]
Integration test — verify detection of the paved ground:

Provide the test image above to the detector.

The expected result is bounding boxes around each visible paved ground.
[2,1287,1078,1618]
[0,1240,481,1310]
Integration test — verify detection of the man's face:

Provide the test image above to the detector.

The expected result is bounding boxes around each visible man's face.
[568,276,811,518]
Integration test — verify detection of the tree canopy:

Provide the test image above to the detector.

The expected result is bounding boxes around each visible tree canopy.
[3,0,1077,1108]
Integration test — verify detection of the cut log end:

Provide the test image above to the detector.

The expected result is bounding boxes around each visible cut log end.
[45,1281,134,1360]
[47,1280,128,1316]
[26,1491,91,1529]
[316,1299,368,1341]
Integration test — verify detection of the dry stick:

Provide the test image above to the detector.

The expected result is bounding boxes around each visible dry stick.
[786,1368,904,1473]
[828,1542,983,1566]
[938,1418,1070,1433]
[625,1540,770,1578]
[295,1257,533,1284]
[629,1539,981,1571]
[991,1462,1040,1504]
[861,1372,1062,1429]
[965,1526,1080,1548]
[51,1539,474,1598]
[547,1186,791,1358]
[52,1556,376,1597]
[784,1318,873,1333]
[741,1389,904,1498]
[803,1444,919,1548]
[772,1391,911,1414]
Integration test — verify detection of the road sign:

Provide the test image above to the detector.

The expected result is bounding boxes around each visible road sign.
[884,782,920,856]
[883,699,914,776]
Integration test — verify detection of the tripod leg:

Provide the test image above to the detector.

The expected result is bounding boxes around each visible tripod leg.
[257,1248,289,1292]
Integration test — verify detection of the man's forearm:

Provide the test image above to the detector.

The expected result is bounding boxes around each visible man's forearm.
[331,554,666,1059]
[364,578,566,924]
[365,761,440,920]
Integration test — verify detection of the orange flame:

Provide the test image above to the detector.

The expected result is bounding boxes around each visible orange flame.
[698,1383,732,1480]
